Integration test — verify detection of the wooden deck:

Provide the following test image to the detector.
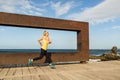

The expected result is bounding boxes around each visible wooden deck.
[0,61,120,80]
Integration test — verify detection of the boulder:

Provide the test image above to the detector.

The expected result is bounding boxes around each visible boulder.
[111,46,118,56]
[100,46,120,61]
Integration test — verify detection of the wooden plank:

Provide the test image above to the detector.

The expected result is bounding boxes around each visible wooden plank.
[0,68,9,79]
[0,68,3,72]
[56,73,71,80]
[86,68,120,80]
[12,67,23,80]
[34,66,52,80]
[0,68,4,80]
[4,67,16,80]
[28,66,40,80]
[46,70,62,80]
[0,68,3,74]
[39,66,63,80]
[39,66,51,73]
[58,72,76,80]
[22,67,31,80]
[69,71,92,80]
[38,74,50,80]
[34,66,45,74]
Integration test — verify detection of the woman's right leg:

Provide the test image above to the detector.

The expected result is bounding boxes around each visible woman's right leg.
[44,53,52,63]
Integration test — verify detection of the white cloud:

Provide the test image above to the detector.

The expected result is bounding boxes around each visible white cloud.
[0,0,45,16]
[67,0,120,24]
[50,1,75,16]
[112,26,120,29]
[40,2,50,7]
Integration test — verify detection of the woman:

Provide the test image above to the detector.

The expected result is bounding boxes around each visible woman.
[28,31,52,64]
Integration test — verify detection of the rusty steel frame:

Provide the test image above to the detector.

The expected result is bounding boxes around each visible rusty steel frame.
[0,12,89,65]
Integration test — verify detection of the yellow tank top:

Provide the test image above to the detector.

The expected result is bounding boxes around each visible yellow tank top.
[41,39,48,50]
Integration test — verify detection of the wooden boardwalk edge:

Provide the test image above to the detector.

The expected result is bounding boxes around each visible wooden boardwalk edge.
[0,61,120,80]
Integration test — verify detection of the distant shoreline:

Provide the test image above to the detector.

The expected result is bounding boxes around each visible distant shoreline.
[0,49,120,56]
[0,49,77,53]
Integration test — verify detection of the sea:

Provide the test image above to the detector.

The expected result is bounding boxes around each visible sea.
[0,49,120,56]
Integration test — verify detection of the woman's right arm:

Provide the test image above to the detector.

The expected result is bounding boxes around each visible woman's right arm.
[38,37,43,46]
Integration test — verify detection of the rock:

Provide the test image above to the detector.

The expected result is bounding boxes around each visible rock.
[90,46,120,61]
[100,46,120,61]
[111,46,118,56]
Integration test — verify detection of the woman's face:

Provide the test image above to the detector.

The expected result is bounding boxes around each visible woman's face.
[43,31,49,36]
[46,32,49,36]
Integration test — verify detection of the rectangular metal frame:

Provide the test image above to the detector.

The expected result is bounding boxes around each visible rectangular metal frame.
[0,12,89,64]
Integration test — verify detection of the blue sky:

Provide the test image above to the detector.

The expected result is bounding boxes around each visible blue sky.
[0,26,77,49]
[0,0,120,49]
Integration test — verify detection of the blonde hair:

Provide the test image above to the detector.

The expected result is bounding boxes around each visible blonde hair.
[43,31,48,36]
